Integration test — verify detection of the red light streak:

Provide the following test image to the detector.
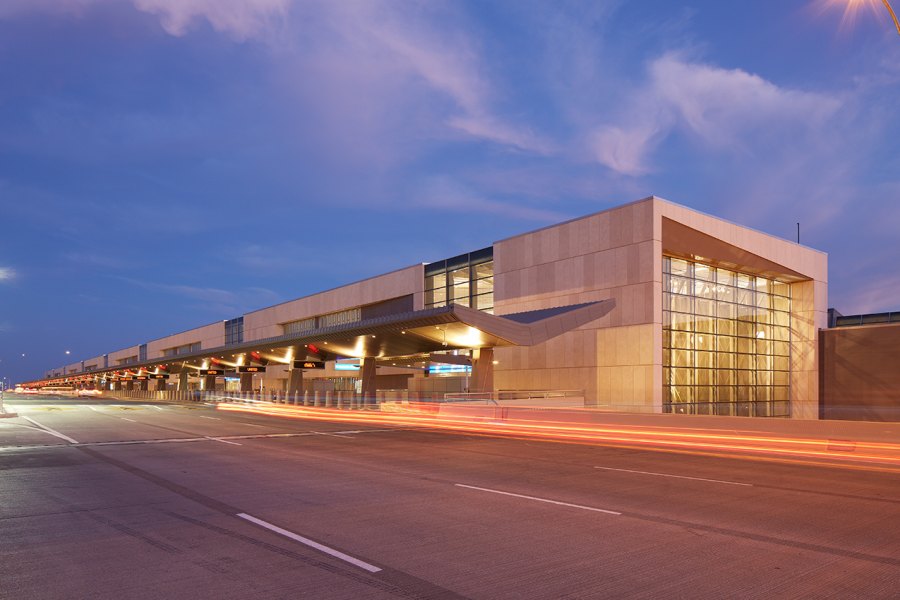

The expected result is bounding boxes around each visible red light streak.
[217,402,900,472]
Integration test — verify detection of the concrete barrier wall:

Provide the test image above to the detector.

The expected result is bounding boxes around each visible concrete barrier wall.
[821,324,900,422]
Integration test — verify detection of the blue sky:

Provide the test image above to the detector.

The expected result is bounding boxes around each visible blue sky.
[1,0,899,384]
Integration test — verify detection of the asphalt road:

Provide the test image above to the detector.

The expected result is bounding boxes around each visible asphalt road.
[1,394,898,599]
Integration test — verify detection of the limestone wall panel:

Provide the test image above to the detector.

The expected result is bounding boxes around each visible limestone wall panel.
[243,265,423,341]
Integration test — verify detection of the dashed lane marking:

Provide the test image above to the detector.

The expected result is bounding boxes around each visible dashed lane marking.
[594,465,753,487]
[237,512,381,573]
[455,483,621,516]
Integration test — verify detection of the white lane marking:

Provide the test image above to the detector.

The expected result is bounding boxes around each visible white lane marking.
[81,405,102,412]
[121,418,137,423]
[312,431,354,439]
[205,436,242,446]
[239,422,268,428]
[236,513,381,573]
[455,484,621,516]
[200,416,221,420]
[0,426,406,450]
[20,416,79,444]
[594,466,753,487]
[145,405,164,411]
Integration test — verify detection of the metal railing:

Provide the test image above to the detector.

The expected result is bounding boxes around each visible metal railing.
[107,388,384,409]
[443,390,585,407]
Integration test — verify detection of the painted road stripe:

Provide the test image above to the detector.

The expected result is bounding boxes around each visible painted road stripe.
[312,431,354,439]
[144,405,164,411]
[594,466,753,487]
[21,416,79,444]
[200,416,221,420]
[455,483,621,515]
[236,513,381,573]
[0,427,404,450]
[205,436,242,446]
[121,417,137,423]
[81,405,102,412]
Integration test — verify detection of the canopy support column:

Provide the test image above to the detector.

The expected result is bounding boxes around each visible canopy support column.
[361,357,376,406]
[471,347,494,393]
[288,368,303,395]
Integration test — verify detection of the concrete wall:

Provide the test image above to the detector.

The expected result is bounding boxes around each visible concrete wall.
[146,321,225,359]
[821,324,900,421]
[493,199,658,409]
[243,264,424,342]
[107,345,141,366]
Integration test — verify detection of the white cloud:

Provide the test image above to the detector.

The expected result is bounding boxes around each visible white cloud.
[0,267,16,282]
[0,0,286,40]
[650,54,841,147]
[132,0,289,39]
[122,277,282,315]
[448,115,556,155]
[266,1,553,160]
[588,122,668,177]
[589,53,842,175]
[416,177,568,223]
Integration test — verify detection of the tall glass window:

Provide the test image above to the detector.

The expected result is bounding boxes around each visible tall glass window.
[225,317,244,345]
[663,256,791,417]
[425,247,493,313]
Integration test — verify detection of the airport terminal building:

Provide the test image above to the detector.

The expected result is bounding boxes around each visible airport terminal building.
[31,197,831,419]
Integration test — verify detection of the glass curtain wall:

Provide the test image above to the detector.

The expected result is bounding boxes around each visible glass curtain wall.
[663,256,791,417]
[425,247,494,313]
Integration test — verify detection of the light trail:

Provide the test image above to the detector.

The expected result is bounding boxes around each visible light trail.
[216,402,900,472]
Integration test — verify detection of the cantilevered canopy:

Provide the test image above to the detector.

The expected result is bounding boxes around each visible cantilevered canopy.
[27,300,615,384]
[292,300,617,359]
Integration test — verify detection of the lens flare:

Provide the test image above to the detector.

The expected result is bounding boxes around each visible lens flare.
[820,0,900,35]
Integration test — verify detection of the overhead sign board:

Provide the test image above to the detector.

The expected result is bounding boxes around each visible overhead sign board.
[199,369,224,376]
[294,360,325,370]
[238,366,266,373]
[151,374,169,380]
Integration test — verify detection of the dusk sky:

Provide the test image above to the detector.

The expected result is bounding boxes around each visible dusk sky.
[1,0,899,384]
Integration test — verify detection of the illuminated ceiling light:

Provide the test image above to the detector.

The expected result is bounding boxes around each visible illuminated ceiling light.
[492,360,499,365]
[756,331,766,339]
